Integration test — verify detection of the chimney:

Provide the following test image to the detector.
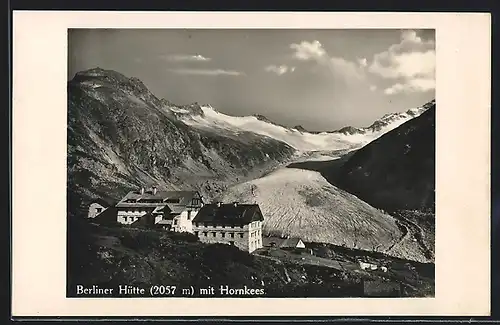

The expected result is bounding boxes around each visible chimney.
[140,187,145,195]
[152,186,157,195]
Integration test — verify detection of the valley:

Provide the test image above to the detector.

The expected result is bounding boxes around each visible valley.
[67,67,436,297]
[219,149,433,263]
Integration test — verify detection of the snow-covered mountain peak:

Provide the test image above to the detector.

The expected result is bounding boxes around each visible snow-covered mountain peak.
[177,100,434,153]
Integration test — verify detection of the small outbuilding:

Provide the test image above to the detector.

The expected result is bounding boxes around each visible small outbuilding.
[87,198,111,219]
[279,237,306,250]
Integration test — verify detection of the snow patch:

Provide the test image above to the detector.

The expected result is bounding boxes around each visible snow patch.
[180,105,426,153]
[181,106,361,151]
[169,107,190,114]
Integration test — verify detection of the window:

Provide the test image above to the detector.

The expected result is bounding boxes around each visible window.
[239,233,244,239]
[194,231,199,236]
[203,232,208,237]
[212,232,216,237]
[230,233,235,238]
[221,232,226,238]
[173,219,178,225]
[96,208,102,213]
[165,198,180,204]
[229,241,235,246]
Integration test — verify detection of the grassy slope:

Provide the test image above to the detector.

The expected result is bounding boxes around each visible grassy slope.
[68,218,434,298]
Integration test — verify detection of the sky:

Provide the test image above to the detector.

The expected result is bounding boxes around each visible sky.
[68,29,435,131]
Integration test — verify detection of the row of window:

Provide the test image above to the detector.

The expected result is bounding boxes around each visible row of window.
[119,209,148,213]
[249,239,262,250]
[195,231,244,239]
[249,221,261,228]
[122,216,140,222]
[250,230,261,238]
[194,223,244,229]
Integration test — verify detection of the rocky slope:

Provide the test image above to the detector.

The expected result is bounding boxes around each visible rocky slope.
[67,68,296,218]
[332,101,433,136]
[280,101,431,138]
[68,218,434,297]
[333,101,436,213]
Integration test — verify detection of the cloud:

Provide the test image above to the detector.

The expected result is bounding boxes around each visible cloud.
[358,58,368,68]
[368,30,435,95]
[290,40,326,60]
[168,68,244,76]
[289,40,365,83]
[264,65,296,75]
[163,54,212,62]
[383,77,436,95]
[329,57,366,81]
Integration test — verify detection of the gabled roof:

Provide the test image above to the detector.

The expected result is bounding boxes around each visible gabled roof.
[279,237,305,248]
[151,205,175,214]
[131,212,156,227]
[167,205,188,214]
[115,190,201,208]
[192,203,264,225]
[89,198,113,208]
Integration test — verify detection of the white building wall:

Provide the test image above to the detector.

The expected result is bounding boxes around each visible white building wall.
[88,203,107,219]
[296,239,306,249]
[247,220,263,253]
[117,210,148,224]
[170,209,200,233]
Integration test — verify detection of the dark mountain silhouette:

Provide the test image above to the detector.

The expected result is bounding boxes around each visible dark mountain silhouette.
[333,100,435,213]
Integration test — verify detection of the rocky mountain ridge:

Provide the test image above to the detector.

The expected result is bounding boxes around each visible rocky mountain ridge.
[68,68,296,218]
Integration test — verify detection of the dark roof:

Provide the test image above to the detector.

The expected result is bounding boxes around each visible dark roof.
[279,237,305,248]
[115,190,201,208]
[92,206,118,225]
[131,212,156,227]
[89,198,113,208]
[192,203,264,225]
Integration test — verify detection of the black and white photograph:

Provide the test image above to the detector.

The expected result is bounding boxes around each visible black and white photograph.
[66,28,437,298]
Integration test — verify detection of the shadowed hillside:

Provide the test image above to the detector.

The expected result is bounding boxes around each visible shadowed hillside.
[68,218,434,298]
[333,101,435,213]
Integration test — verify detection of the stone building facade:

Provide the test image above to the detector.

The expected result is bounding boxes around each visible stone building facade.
[113,187,204,231]
[192,202,264,253]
